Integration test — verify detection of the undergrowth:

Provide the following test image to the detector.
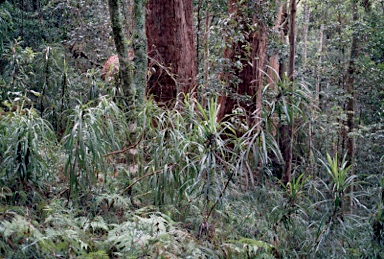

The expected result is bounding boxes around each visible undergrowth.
[0,93,382,258]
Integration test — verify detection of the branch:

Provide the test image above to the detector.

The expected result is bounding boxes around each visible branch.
[120,167,167,195]
[205,154,234,221]
[104,134,143,157]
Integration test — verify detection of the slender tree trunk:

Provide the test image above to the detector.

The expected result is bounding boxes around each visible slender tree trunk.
[108,0,133,102]
[316,24,324,108]
[344,1,359,166]
[202,4,211,108]
[146,0,197,107]
[281,0,296,185]
[267,3,286,89]
[197,0,202,70]
[133,0,147,105]
[288,0,296,82]
[267,3,287,137]
[302,0,310,67]
[301,0,314,176]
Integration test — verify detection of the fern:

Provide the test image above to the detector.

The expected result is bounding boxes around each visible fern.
[223,238,275,258]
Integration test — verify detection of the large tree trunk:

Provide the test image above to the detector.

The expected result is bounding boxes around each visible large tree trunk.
[146,0,197,107]
[216,0,267,125]
[108,0,133,102]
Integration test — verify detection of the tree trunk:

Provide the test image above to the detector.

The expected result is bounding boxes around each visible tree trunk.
[202,4,211,109]
[267,3,288,137]
[267,3,287,89]
[217,0,267,125]
[316,24,324,108]
[281,0,296,185]
[302,0,310,67]
[146,0,197,107]
[133,0,147,105]
[288,0,296,82]
[108,0,133,102]
[344,1,359,166]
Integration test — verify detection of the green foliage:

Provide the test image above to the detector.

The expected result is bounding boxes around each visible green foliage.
[0,108,56,187]
[0,0,71,48]
[62,97,128,195]
[320,153,356,213]
[1,39,36,102]
[0,1,13,53]
[223,238,275,258]
[0,198,215,258]
[1,0,384,258]
[322,153,353,194]
[139,96,282,219]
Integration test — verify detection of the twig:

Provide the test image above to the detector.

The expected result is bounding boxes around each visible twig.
[205,154,234,221]
[104,134,143,157]
[120,168,166,195]
[51,187,70,201]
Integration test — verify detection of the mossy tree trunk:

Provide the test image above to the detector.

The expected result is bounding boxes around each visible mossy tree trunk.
[133,0,147,105]
[108,0,133,103]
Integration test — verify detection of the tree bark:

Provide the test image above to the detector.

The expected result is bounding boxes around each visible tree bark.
[133,0,147,105]
[267,3,288,138]
[344,1,359,166]
[217,0,267,125]
[267,3,287,90]
[146,0,197,107]
[288,0,296,82]
[281,0,296,185]
[302,0,310,67]
[108,0,133,102]
[316,24,324,108]
[202,4,211,109]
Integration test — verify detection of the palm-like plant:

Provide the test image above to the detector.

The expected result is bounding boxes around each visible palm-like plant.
[310,153,358,255]
[62,97,128,196]
[321,153,356,212]
[0,108,56,187]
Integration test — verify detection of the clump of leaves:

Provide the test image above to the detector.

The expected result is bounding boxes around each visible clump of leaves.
[0,108,56,188]
[62,97,128,196]
[321,153,356,216]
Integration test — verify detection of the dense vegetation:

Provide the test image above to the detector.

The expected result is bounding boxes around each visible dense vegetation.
[0,0,383,258]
